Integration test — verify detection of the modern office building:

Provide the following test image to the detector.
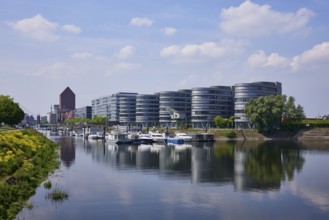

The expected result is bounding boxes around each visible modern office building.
[158,90,191,128]
[75,106,92,119]
[233,81,282,129]
[59,87,75,110]
[191,86,233,128]
[135,94,159,127]
[92,96,111,118]
[108,92,138,125]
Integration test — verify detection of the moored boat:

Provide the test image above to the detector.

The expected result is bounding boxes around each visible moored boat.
[106,131,132,144]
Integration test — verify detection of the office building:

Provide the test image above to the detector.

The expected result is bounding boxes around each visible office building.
[109,92,138,125]
[92,96,111,118]
[135,94,159,127]
[233,81,282,129]
[158,90,191,128]
[75,106,92,119]
[191,86,233,128]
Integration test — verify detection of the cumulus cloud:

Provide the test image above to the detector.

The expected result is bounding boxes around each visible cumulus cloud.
[160,39,246,63]
[247,42,329,72]
[130,17,153,27]
[9,14,81,41]
[162,27,177,36]
[117,45,135,59]
[291,42,329,71]
[220,1,314,37]
[247,50,290,69]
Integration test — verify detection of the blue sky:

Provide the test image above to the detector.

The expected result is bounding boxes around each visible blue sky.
[0,0,328,117]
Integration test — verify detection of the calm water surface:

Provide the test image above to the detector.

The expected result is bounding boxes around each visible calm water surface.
[17,135,329,220]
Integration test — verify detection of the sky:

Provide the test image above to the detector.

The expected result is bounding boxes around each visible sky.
[0,0,328,117]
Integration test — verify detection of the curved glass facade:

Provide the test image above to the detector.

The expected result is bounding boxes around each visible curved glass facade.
[108,92,137,125]
[136,94,159,127]
[191,86,233,128]
[233,82,282,129]
[158,90,191,127]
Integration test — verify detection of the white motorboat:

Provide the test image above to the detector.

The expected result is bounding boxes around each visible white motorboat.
[138,133,154,144]
[175,133,193,142]
[106,131,132,144]
[149,132,166,143]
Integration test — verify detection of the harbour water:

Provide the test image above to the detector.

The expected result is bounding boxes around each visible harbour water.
[17,135,329,220]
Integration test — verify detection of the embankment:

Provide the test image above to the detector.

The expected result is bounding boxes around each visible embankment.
[0,129,59,220]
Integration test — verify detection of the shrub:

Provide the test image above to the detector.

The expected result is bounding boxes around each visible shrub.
[222,130,236,138]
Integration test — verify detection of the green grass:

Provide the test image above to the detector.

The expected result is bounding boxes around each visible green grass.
[43,180,52,189]
[46,187,69,201]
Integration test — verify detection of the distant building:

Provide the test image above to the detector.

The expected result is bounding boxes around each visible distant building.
[21,114,35,126]
[92,96,111,118]
[36,114,41,124]
[233,81,282,129]
[59,87,75,110]
[47,112,57,124]
[59,87,76,122]
[75,106,92,119]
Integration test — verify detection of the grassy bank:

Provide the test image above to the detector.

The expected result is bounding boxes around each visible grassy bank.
[0,129,59,219]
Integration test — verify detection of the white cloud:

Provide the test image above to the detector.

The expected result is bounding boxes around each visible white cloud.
[34,62,77,78]
[130,17,153,27]
[117,45,134,59]
[247,42,329,72]
[291,42,329,71]
[9,14,81,41]
[61,24,81,34]
[162,27,177,36]
[220,1,314,37]
[9,14,59,41]
[247,50,290,69]
[160,39,246,63]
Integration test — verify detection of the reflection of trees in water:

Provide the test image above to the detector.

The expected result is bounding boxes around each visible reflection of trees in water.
[244,141,305,187]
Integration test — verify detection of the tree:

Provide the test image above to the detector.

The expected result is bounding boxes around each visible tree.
[92,116,107,124]
[0,95,25,126]
[214,115,228,128]
[245,95,285,134]
[245,95,305,134]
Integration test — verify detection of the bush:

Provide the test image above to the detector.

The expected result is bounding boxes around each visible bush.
[222,130,236,138]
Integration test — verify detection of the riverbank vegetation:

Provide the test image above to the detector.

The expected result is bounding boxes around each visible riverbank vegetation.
[0,129,59,219]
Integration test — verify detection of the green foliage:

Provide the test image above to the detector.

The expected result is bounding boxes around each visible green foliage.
[92,116,107,124]
[64,117,92,125]
[222,130,236,138]
[46,187,69,202]
[300,120,329,128]
[64,116,107,125]
[214,116,234,128]
[0,95,25,126]
[44,181,52,189]
[245,95,305,134]
[0,129,59,219]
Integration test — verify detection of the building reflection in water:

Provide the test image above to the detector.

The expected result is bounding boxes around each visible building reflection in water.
[59,137,76,168]
[84,139,305,192]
